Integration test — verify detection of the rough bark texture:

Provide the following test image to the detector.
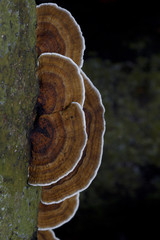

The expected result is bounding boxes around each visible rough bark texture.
[0,1,41,239]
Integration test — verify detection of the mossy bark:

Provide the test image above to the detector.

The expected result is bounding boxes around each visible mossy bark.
[0,1,41,239]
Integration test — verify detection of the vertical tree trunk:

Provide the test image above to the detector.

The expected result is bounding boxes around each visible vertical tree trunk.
[0,1,41,239]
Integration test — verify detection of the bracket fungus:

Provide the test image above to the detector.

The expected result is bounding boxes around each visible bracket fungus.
[38,194,79,230]
[36,3,85,67]
[41,71,105,203]
[37,53,85,114]
[37,230,60,240]
[28,102,87,186]
[29,2,105,239]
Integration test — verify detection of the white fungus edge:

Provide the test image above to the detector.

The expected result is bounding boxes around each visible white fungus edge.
[38,193,80,230]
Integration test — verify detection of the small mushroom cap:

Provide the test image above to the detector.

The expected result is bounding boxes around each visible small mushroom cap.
[37,53,85,114]
[41,71,105,203]
[36,3,85,67]
[37,230,59,240]
[38,194,79,230]
[28,102,87,186]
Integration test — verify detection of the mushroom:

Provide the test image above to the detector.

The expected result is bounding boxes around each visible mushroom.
[36,3,85,67]
[38,194,79,230]
[41,71,105,203]
[37,53,85,114]
[37,230,59,240]
[31,2,105,237]
[28,102,87,186]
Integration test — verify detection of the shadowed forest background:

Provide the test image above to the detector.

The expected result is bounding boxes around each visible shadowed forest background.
[36,0,160,239]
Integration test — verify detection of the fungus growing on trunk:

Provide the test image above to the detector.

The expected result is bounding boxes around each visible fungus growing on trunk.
[37,53,85,114]
[38,194,79,230]
[37,230,59,240]
[36,3,85,67]
[28,102,87,186]
[28,3,105,239]
[41,71,105,203]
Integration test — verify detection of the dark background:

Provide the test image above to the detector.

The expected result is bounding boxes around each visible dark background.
[36,0,160,62]
[35,1,160,239]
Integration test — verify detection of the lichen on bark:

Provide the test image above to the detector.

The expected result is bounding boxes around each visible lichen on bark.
[0,0,41,239]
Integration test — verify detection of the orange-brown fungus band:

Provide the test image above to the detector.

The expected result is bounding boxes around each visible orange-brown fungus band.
[36,3,85,67]
[37,230,59,240]
[28,102,87,186]
[38,194,79,230]
[41,71,105,203]
[37,53,85,114]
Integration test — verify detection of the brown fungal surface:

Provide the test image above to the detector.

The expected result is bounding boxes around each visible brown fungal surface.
[36,3,85,67]
[28,2,105,238]
[38,194,79,230]
[38,230,59,240]
[28,102,87,186]
[37,53,85,114]
[41,71,105,203]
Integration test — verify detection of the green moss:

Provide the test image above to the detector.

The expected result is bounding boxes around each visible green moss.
[0,0,20,57]
[0,0,41,239]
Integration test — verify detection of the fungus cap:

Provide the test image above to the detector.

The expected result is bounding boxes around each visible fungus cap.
[37,230,59,240]
[38,194,79,230]
[41,71,105,203]
[37,53,85,114]
[36,3,85,67]
[28,102,87,186]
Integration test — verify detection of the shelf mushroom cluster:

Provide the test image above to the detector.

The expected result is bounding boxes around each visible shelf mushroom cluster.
[28,3,105,240]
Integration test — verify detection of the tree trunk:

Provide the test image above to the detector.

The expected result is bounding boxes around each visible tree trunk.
[0,1,41,239]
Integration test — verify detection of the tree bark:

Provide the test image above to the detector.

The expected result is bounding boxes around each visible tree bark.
[0,1,41,239]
